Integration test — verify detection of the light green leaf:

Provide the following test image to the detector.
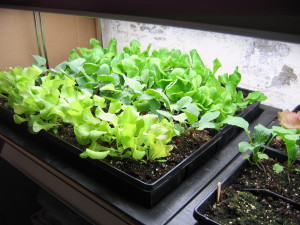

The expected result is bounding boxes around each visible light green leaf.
[225,81,237,97]
[89,130,107,142]
[30,116,58,133]
[68,58,86,74]
[74,124,93,145]
[185,103,200,124]
[174,96,193,111]
[132,149,146,160]
[108,101,122,114]
[97,112,118,126]
[238,141,253,153]
[33,55,47,67]
[172,113,187,123]
[258,153,269,160]
[192,111,219,130]
[79,151,88,158]
[195,121,216,130]
[69,49,81,60]
[223,116,249,133]
[145,89,170,109]
[156,110,173,120]
[90,38,101,49]
[246,91,267,102]
[190,49,204,70]
[85,148,109,159]
[273,163,284,173]
[149,141,171,161]
[100,83,121,92]
[83,63,99,74]
[272,126,297,136]
[244,155,250,161]
[108,38,117,56]
[213,58,222,75]
[98,64,111,75]
[121,58,139,77]
[123,75,144,93]
[118,106,139,125]
[200,111,220,123]
[13,114,28,124]
[185,103,200,116]
[170,68,185,80]
[93,95,106,108]
[82,108,100,124]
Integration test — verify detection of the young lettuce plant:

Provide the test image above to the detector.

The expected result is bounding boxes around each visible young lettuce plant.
[80,105,177,162]
[0,66,74,133]
[157,107,220,145]
[0,65,43,102]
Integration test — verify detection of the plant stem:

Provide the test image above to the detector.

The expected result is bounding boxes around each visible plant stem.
[261,135,276,153]
[246,130,253,145]
[287,170,291,184]
[257,161,266,174]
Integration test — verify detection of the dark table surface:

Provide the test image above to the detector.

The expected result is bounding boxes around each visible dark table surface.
[0,104,279,224]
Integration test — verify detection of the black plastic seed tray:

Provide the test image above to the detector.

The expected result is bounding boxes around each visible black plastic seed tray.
[193,148,299,224]
[0,105,222,208]
[292,104,300,112]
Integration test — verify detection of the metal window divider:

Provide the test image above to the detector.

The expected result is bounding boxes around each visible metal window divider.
[33,11,49,69]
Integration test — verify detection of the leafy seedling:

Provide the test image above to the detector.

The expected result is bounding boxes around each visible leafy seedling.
[223,116,273,172]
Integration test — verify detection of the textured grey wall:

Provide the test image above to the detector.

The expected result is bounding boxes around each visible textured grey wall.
[101,19,300,111]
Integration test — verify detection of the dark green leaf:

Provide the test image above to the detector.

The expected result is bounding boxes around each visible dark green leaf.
[253,124,272,144]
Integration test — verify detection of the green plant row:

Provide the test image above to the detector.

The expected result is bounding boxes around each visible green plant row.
[0,66,181,161]
[0,38,268,162]
[49,38,267,130]
[0,65,218,162]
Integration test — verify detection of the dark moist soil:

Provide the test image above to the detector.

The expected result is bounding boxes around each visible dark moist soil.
[204,158,300,225]
[235,108,245,115]
[0,98,10,110]
[269,138,287,152]
[205,188,300,225]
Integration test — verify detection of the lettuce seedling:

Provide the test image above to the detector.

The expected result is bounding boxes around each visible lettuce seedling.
[81,105,177,161]
[0,66,73,133]
[0,66,42,100]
